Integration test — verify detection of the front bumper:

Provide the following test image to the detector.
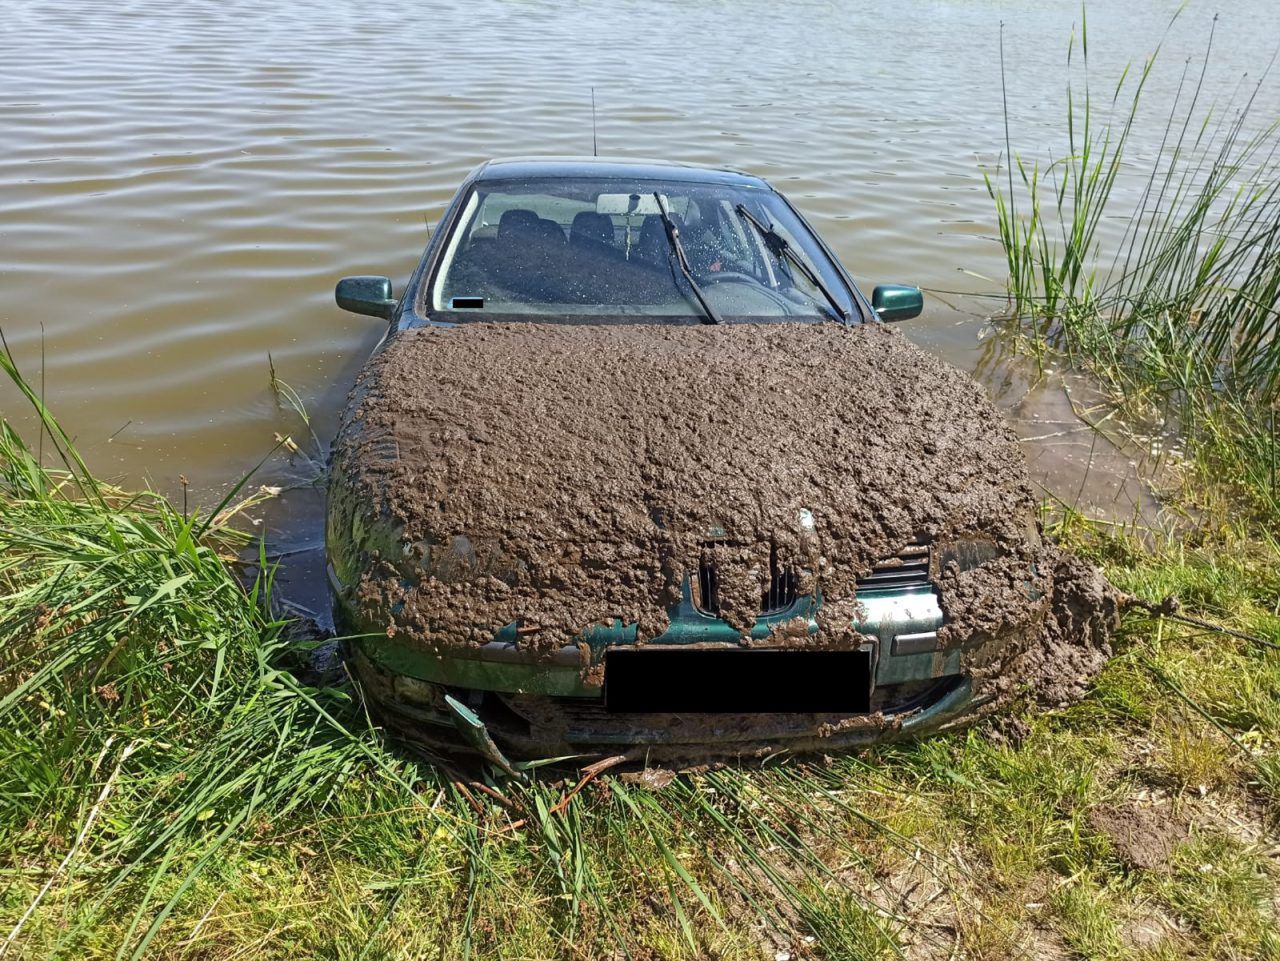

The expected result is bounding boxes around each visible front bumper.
[334,562,960,698]
[335,560,976,758]
[351,645,974,761]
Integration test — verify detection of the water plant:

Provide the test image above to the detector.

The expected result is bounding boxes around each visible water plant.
[987,12,1280,522]
[0,345,445,958]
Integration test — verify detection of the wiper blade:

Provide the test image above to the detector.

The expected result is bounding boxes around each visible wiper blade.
[734,204,849,324]
[653,192,722,326]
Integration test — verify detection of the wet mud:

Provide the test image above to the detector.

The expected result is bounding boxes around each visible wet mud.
[329,321,1120,723]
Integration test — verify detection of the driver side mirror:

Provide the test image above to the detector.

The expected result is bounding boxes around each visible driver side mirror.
[871,285,923,322]
[336,275,397,319]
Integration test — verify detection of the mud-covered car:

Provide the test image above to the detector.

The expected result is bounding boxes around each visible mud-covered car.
[328,158,1115,767]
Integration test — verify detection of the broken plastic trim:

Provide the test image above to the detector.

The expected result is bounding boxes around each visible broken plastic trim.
[444,694,528,781]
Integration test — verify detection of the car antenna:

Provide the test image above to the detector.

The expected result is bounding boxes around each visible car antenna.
[591,87,598,157]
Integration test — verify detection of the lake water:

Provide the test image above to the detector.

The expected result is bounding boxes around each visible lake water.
[3,0,1277,613]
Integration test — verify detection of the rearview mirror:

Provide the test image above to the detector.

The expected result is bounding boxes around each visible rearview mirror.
[871,285,923,322]
[597,193,664,215]
[336,276,396,319]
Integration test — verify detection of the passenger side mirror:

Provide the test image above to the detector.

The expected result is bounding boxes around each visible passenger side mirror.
[336,276,397,319]
[871,285,923,322]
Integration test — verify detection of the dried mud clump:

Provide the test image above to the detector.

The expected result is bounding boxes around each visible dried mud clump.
[329,321,1119,709]
[1088,802,1189,871]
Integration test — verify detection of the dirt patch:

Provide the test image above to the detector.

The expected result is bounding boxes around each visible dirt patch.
[329,321,1118,714]
[1088,802,1190,871]
[1119,908,1182,953]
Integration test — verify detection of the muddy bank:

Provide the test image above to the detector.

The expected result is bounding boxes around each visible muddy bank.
[329,321,1117,708]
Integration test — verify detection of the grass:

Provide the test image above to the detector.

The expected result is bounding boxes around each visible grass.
[3,345,1279,959]
[987,10,1280,524]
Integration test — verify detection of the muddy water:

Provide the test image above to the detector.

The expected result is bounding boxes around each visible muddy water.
[2,0,1276,616]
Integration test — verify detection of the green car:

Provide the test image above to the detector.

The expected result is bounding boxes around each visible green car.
[328,158,1045,767]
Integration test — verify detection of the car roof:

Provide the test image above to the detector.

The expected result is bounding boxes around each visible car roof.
[470,157,772,189]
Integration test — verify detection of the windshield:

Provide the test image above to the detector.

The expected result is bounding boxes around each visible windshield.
[426,176,855,324]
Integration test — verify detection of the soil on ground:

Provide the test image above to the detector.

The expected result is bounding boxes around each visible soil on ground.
[1088,801,1190,871]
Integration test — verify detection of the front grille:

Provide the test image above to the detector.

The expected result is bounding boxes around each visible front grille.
[692,542,928,618]
[695,551,720,615]
[761,543,800,614]
[693,542,799,617]
[855,543,930,593]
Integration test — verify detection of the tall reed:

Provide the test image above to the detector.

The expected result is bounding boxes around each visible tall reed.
[988,12,1280,519]
[0,345,443,957]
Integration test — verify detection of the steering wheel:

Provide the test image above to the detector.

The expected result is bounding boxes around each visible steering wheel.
[699,270,761,286]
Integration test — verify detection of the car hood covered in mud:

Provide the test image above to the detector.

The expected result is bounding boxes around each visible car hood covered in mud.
[328,321,1119,742]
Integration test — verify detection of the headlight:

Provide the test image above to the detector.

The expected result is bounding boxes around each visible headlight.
[936,537,1005,574]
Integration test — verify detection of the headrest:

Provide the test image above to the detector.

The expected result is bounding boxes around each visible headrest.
[498,208,541,240]
[570,211,614,247]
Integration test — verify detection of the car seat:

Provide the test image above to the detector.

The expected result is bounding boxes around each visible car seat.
[633,213,685,267]
[570,211,614,248]
[498,209,542,245]
[533,217,567,246]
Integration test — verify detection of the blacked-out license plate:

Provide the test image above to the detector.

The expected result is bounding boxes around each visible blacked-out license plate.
[604,649,872,714]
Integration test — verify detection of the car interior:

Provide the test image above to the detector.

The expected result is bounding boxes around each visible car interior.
[430,182,850,322]
[443,193,751,307]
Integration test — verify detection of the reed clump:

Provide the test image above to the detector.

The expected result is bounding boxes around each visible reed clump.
[987,13,1280,522]
[0,347,439,957]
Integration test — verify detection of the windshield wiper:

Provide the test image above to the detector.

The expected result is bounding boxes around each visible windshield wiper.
[653,191,722,326]
[734,204,849,324]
